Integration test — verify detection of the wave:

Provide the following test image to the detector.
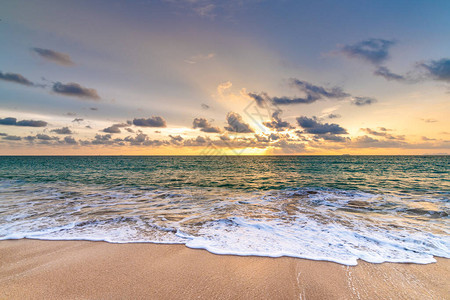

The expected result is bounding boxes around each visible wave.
[0,180,449,265]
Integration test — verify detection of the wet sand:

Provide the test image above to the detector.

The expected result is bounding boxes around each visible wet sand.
[0,239,448,299]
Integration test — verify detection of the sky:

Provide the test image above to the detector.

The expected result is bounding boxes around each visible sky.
[0,0,449,155]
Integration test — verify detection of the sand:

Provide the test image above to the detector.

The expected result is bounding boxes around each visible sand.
[0,239,448,299]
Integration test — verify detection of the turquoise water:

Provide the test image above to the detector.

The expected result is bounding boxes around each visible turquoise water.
[0,156,449,265]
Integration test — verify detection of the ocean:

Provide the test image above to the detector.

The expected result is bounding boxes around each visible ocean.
[0,155,448,265]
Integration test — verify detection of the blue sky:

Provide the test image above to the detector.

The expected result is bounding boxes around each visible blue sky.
[0,0,449,154]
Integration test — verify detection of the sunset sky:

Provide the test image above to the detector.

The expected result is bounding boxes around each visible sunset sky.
[0,0,449,155]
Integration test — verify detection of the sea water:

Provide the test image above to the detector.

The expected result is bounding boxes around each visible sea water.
[0,155,448,265]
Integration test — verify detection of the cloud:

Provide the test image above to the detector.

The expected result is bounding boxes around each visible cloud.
[374,66,407,82]
[64,136,77,145]
[0,71,34,86]
[296,116,347,135]
[201,103,210,110]
[52,82,100,100]
[124,133,169,146]
[248,91,320,106]
[224,112,254,133]
[421,118,438,123]
[36,134,58,141]
[133,116,167,127]
[263,110,292,131]
[169,135,184,145]
[361,128,404,140]
[193,117,221,133]
[165,0,217,18]
[420,58,450,82]
[72,118,84,123]
[102,123,130,134]
[0,117,47,127]
[51,127,73,134]
[32,48,74,66]
[91,134,113,145]
[351,135,407,148]
[102,126,121,134]
[0,117,17,125]
[289,79,350,99]
[185,53,215,64]
[248,79,368,107]
[217,81,232,96]
[351,97,377,106]
[316,133,349,142]
[328,113,341,119]
[90,107,98,111]
[3,135,22,141]
[340,38,395,65]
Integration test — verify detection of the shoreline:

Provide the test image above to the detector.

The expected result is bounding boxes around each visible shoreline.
[1,239,448,299]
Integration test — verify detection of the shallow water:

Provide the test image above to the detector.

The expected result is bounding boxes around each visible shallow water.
[0,156,448,265]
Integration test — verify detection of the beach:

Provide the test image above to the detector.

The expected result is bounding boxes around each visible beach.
[0,239,448,299]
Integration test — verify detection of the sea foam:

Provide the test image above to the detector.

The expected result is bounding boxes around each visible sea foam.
[1,180,448,265]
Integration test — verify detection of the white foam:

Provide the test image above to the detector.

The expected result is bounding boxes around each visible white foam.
[1,183,449,265]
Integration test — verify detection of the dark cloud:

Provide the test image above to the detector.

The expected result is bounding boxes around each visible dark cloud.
[125,128,134,133]
[0,133,7,136]
[201,103,210,110]
[124,133,169,146]
[3,135,22,141]
[0,117,47,127]
[224,112,254,133]
[352,135,407,148]
[91,134,113,145]
[193,117,221,133]
[66,112,76,116]
[272,95,319,105]
[296,116,347,135]
[90,107,98,111]
[133,116,167,127]
[269,133,281,141]
[72,118,84,123]
[36,134,58,141]
[247,92,268,107]
[421,118,438,123]
[51,127,73,134]
[263,110,292,131]
[289,79,350,99]
[316,133,349,142]
[24,136,36,141]
[374,66,407,82]
[328,113,341,119]
[351,97,377,106]
[361,128,405,140]
[0,117,17,125]
[52,82,100,100]
[102,123,129,134]
[169,135,184,145]
[183,136,209,146]
[340,38,395,65]
[103,126,121,133]
[248,91,321,106]
[420,58,450,82]
[16,120,48,127]
[64,136,77,145]
[248,79,363,107]
[32,48,74,66]
[0,71,34,86]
